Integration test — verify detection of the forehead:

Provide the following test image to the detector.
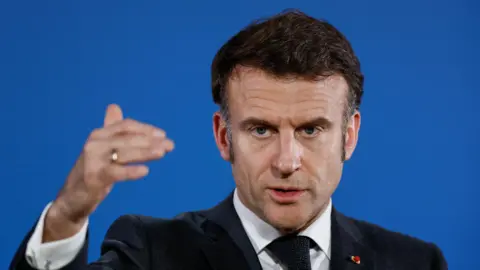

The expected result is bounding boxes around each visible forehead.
[227,67,348,122]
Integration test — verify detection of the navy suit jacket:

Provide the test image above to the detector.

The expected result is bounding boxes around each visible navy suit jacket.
[10,192,447,270]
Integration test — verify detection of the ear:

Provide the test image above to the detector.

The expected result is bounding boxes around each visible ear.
[344,110,361,161]
[213,111,231,161]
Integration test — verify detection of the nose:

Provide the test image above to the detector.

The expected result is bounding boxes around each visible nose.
[272,132,302,177]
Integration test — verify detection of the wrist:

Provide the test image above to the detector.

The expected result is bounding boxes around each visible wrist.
[42,201,87,243]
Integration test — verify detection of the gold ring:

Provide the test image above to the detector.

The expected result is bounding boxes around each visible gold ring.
[110,149,119,163]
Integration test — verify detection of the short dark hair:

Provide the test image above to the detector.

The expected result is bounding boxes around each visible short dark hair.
[211,9,364,121]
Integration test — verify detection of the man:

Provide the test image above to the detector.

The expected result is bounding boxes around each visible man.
[10,10,447,270]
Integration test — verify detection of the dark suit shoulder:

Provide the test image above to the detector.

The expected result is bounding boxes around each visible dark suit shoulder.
[104,214,150,249]
[113,212,211,268]
[344,215,447,269]
[107,213,197,247]
[109,211,206,241]
[126,210,207,234]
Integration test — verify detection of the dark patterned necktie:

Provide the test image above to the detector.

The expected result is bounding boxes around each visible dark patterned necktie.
[266,235,312,270]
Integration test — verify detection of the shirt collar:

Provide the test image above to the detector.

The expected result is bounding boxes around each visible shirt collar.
[233,189,332,259]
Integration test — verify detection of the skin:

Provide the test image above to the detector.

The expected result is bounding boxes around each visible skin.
[213,67,361,233]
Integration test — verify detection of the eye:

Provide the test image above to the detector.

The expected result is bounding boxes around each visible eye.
[299,126,321,137]
[251,126,271,137]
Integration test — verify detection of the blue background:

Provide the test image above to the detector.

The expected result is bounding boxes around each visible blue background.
[1,1,478,269]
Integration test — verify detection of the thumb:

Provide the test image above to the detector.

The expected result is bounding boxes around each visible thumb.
[103,104,123,127]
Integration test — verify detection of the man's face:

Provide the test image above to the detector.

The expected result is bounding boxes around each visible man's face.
[213,67,360,233]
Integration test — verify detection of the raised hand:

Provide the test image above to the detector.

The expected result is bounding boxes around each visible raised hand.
[42,104,174,242]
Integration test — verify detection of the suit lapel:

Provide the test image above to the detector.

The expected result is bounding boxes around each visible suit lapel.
[198,193,382,270]
[200,192,262,270]
[330,208,377,270]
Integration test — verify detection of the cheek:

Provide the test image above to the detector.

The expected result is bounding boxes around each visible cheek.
[233,135,273,188]
[303,134,343,187]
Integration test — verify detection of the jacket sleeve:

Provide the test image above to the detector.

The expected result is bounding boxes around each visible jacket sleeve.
[10,214,150,270]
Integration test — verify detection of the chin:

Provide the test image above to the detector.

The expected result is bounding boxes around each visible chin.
[264,203,311,233]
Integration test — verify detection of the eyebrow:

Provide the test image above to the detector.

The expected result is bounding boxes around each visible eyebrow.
[238,116,333,130]
[239,117,275,130]
[297,116,333,129]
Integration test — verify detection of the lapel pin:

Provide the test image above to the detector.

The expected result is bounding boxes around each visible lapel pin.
[350,255,361,264]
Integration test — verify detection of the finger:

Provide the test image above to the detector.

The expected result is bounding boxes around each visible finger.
[91,119,166,139]
[101,164,150,182]
[83,135,173,162]
[110,139,174,164]
[108,134,168,149]
[104,104,123,127]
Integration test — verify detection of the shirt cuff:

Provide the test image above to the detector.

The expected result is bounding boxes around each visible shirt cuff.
[25,202,88,270]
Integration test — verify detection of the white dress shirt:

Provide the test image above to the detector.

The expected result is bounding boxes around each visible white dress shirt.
[25,192,331,270]
[233,189,331,270]
[25,202,88,270]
